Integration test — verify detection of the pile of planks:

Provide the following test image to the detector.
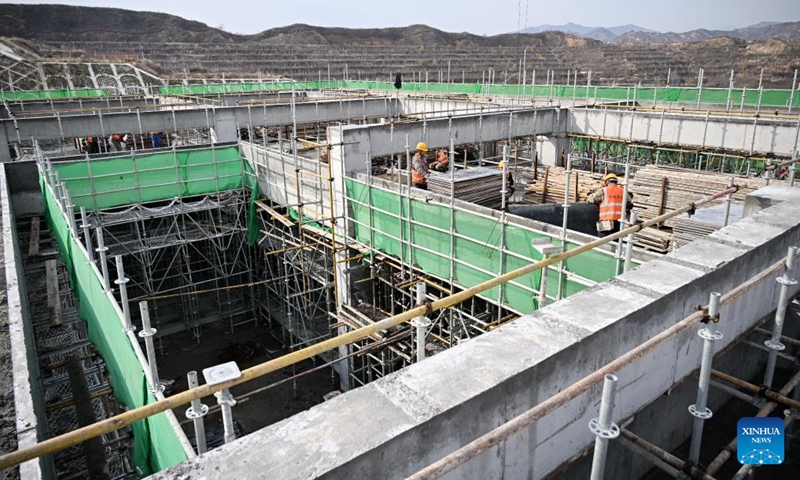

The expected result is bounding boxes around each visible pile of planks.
[629,166,766,228]
[672,204,744,250]
[634,226,672,253]
[522,166,606,205]
[428,167,504,206]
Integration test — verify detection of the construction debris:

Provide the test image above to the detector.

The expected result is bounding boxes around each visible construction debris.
[428,167,505,206]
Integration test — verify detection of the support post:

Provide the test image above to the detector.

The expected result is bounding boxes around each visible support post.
[95,227,110,291]
[532,238,558,308]
[185,371,208,454]
[589,374,620,480]
[410,282,430,362]
[764,246,798,388]
[623,212,638,273]
[215,389,237,444]
[79,207,94,261]
[689,291,723,464]
[722,177,734,227]
[138,301,161,394]
[114,255,134,332]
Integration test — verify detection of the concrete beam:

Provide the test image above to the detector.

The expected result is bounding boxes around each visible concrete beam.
[1,97,401,144]
[152,185,800,480]
[570,107,800,156]
[329,106,565,175]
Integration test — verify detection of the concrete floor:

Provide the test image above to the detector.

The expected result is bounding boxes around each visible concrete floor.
[155,322,337,449]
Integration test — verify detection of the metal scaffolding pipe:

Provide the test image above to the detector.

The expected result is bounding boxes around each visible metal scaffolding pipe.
[138,301,160,394]
[706,369,800,475]
[79,207,94,261]
[114,255,133,332]
[722,177,734,227]
[0,184,742,469]
[689,292,722,464]
[215,388,237,444]
[185,371,208,454]
[623,212,637,273]
[589,374,619,480]
[764,246,797,388]
[620,430,715,480]
[411,282,431,363]
[95,227,110,291]
[712,370,800,411]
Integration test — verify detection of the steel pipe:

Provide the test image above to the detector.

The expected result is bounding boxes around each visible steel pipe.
[589,374,619,480]
[185,371,208,454]
[712,370,800,411]
[411,282,431,362]
[689,292,722,464]
[764,246,797,388]
[621,430,715,480]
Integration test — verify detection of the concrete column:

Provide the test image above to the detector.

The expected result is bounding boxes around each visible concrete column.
[0,128,11,163]
[213,109,239,143]
[540,136,570,167]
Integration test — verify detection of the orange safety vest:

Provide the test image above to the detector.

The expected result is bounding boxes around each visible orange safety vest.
[411,154,427,184]
[599,184,624,221]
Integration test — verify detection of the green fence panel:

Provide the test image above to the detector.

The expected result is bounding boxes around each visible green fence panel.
[346,178,621,313]
[40,175,188,475]
[2,88,107,101]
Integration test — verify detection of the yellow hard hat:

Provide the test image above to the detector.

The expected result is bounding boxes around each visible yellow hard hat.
[416,142,428,152]
[602,173,618,185]
[498,161,506,169]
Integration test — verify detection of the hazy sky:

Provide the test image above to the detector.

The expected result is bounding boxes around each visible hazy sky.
[9,0,800,35]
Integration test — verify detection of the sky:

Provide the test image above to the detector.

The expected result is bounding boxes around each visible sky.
[9,0,800,35]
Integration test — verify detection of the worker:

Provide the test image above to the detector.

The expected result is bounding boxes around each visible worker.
[150,131,164,149]
[498,161,515,196]
[587,173,633,237]
[411,142,430,189]
[110,133,124,152]
[430,148,449,172]
[85,136,100,154]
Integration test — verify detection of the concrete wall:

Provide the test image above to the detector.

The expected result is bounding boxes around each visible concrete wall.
[151,184,800,480]
[569,107,800,156]
[1,164,52,479]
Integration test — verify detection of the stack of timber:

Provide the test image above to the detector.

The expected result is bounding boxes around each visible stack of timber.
[629,166,767,228]
[672,204,744,250]
[522,166,606,205]
[634,226,672,253]
[428,167,504,206]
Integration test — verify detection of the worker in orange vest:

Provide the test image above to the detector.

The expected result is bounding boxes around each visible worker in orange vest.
[430,148,449,172]
[411,142,430,189]
[587,173,633,237]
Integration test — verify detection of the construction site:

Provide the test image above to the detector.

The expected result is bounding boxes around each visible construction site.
[0,12,799,479]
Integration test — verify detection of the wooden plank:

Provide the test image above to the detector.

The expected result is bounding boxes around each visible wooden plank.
[28,217,40,257]
[46,260,62,326]
[254,200,295,228]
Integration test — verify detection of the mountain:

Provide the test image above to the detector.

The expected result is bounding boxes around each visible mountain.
[584,28,616,42]
[521,23,652,37]
[614,21,800,43]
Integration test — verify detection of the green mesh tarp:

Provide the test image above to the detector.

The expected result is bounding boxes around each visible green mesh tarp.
[159,80,799,108]
[2,88,107,101]
[41,176,187,475]
[346,179,620,313]
[52,147,247,211]
[41,146,260,474]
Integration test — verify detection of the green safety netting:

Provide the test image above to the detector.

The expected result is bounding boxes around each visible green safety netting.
[159,81,800,108]
[346,179,621,313]
[41,146,260,475]
[2,88,107,101]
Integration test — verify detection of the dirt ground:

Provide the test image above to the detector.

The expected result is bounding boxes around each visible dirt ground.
[0,198,20,480]
[156,321,337,447]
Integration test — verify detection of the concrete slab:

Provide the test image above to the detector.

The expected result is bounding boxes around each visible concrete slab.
[744,196,800,229]
[744,184,800,217]
[617,260,705,296]
[667,239,748,270]
[710,217,786,248]
[539,284,653,333]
